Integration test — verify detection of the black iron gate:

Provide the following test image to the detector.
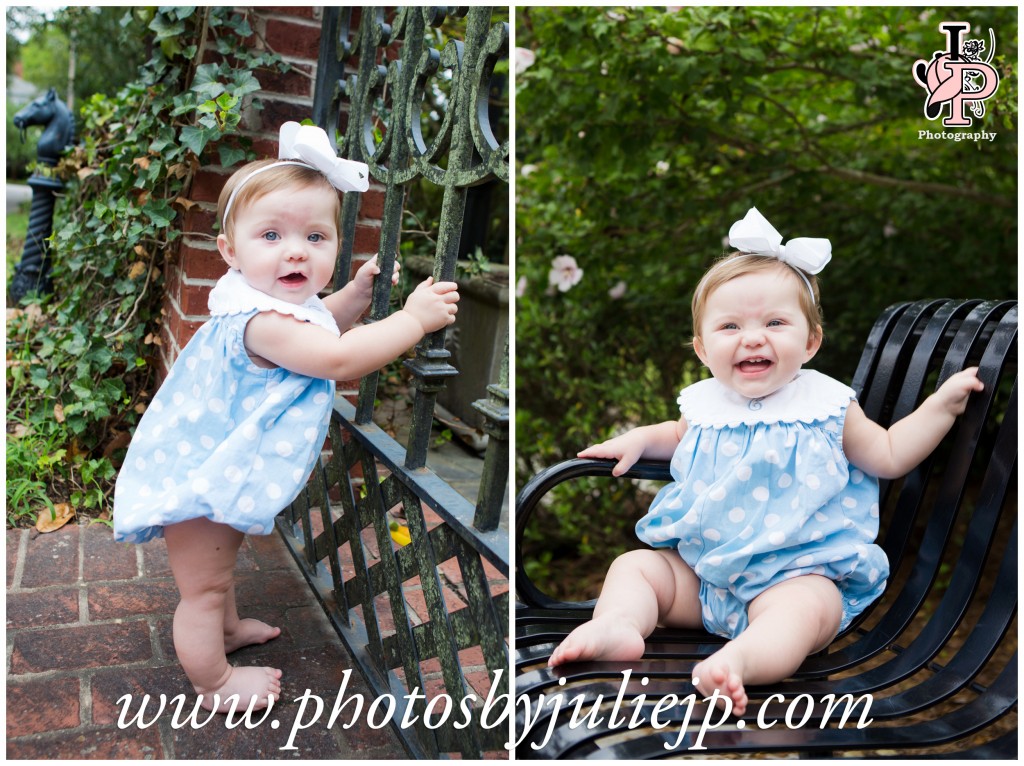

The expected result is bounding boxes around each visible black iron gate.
[276,7,510,759]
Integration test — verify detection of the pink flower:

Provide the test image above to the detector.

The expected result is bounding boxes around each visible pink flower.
[609,280,627,300]
[516,276,528,297]
[548,255,584,293]
[515,48,536,75]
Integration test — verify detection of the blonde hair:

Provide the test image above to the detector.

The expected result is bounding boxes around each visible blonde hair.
[691,253,824,342]
[217,159,341,241]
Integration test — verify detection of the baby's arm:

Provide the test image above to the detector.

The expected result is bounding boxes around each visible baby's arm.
[322,254,400,330]
[578,418,687,477]
[242,277,458,381]
[842,367,984,479]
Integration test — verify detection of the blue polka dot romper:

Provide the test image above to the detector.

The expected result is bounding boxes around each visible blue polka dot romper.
[635,370,889,639]
[113,269,340,543]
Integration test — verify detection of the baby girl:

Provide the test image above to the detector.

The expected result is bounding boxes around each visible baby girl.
[114,123,459,712]
[548,207,983,715]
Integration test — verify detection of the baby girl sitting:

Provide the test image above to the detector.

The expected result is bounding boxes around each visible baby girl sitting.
[549,208,983,715]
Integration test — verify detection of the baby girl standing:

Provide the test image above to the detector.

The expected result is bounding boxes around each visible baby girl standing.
[113,123,459,712]
[549,208,983,715]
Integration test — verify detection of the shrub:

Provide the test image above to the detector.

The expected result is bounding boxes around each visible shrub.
[515,6,1018,586]
[5,7,288,526]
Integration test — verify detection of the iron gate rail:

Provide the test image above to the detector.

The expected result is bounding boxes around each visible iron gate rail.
[276,7,510,759]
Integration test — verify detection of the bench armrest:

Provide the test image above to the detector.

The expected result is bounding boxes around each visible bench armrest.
[515,457,672,608]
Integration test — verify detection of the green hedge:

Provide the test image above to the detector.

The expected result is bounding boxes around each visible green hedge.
[515,6,1018,588]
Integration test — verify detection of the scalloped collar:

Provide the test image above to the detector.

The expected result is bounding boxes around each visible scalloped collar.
[678,370,854,428]
[207,268,340,336]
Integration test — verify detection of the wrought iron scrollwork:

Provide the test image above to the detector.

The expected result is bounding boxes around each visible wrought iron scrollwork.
[284,8,510,759]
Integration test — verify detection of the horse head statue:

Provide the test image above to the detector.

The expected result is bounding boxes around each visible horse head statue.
[8,88,76,303]
[13,87,76,166]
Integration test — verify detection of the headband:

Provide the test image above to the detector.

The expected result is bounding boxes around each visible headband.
[727,207,831,296]
[221,121,370,225]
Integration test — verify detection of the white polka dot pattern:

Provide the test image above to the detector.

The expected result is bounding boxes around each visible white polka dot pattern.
[636,371,890,640]
[112,303,338,543]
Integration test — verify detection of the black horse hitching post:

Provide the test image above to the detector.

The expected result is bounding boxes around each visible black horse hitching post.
[10,88,76,303]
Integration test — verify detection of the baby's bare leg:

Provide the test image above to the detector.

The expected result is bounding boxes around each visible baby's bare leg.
[223,580,281,654]
[693,575,842,715]
[165,518,282,712]
[549,549,702,667]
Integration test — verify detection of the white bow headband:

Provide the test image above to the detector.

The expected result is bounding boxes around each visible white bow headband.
[728,207,831,296]
[222,121,370,225]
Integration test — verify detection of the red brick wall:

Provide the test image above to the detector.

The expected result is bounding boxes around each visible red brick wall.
[158,6,384,399]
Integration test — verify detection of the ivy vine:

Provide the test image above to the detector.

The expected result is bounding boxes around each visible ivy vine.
[6,7,289,525]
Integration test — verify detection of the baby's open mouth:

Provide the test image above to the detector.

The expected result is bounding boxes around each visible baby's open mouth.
[737,358,773,373]
[279,272,307,285]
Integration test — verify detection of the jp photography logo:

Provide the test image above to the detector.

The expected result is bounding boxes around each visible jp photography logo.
[912,21,1000,142]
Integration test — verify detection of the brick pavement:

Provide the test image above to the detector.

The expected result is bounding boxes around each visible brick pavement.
[5,522,406,759]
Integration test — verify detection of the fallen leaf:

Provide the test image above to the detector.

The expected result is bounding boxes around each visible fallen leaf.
[102,430,132,459]
[36,503,76,533]
[133,156,151,170]
[389,520,412,547]
[134,245,149,258]
[128,261,147,279]
[54,403,66,423]
[77,167,96,179]
[173,196,196,211]
[68,439,89,461]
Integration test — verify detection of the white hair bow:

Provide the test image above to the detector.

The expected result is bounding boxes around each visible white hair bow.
[728,207,831,275]
[222,122,369,225]
[278,121,369,193]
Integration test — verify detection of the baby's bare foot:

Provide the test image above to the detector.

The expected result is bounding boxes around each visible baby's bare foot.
[548,616,646,667]
[224,618,281,654]
[197,665,282,713]
[693,650,748,716]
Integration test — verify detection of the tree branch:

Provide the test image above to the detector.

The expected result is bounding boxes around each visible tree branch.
[818,165,1014,208]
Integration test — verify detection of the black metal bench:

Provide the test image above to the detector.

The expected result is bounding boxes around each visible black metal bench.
[514,299,1017,758]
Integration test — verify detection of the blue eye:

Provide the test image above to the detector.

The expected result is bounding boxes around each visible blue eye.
[767,319,785,327]
[308,233,323,243]
[263,231,279,241]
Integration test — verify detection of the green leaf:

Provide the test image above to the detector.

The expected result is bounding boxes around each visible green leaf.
[191,63,225,97]
[143,199,176,228]
[215,92,239,111]
[159,37,184,60]
[149,14,186,41]
[179,125,210,156]
[218,144,248,168]
[230,71,262,98]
